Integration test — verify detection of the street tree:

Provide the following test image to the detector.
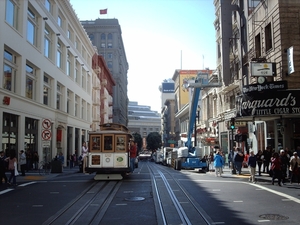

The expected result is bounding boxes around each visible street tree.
[146,132,162,152]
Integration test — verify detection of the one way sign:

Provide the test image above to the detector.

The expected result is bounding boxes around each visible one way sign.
[42,129,52,140]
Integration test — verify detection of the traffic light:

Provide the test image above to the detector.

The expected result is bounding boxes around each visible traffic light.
[230,118,235,130]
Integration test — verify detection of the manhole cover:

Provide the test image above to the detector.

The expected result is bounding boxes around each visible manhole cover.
[125,197,145,201]
[259,214,289,220]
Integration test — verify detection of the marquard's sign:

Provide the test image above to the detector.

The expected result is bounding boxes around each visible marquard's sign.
[236,90,300,117]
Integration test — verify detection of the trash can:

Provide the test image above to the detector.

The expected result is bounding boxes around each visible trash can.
[51,160,62,173]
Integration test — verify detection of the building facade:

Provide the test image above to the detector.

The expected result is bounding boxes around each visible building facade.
[0,0,99,165]
[81,19,129,126]
[209,0,300,155]
[92,54,115,127]
[159,80,176,147]
[127,101,161,149]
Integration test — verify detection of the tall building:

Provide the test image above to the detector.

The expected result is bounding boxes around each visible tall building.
[159,80,176,147]
[234,0,300,152]
[0,0,98,165]
[127,101,161,149]
[81,19,129,126]
[213,0,239,155]
[211,0,300,154]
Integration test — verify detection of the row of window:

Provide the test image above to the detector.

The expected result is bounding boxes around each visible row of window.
[3,48,90,120]
[5,0,91,65]
[89,33,113,41]
[255,22,272,57]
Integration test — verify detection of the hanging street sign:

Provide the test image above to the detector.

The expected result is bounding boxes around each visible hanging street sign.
[42,119,52,129]
[42,141,51,148]
[42,129,52,140]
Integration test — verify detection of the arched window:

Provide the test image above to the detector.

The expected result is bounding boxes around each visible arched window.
[108,33,113,40]
[101,33,106,40]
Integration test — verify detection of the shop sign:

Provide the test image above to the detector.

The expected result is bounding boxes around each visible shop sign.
[242,81,287,93]
[236,90,300,117]
[250,62,276,76]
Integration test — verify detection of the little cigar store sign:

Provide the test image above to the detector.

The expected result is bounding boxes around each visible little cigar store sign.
[236,90,300,117]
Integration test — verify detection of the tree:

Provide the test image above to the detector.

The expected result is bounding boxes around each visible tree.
[132,132,142,154]
[146,132,162,152]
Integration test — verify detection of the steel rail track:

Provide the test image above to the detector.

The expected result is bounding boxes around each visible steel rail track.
[42,181,121,225]
[148,162,213,225]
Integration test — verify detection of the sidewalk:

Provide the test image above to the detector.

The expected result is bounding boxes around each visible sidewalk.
[3,166,80,183]
[208,167,273,183]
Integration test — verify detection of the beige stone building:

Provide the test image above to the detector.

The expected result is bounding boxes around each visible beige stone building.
[210,0,300,155]
[0,0,100,165]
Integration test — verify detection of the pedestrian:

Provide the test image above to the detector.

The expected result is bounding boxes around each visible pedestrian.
[19,150,27,176]
[289,152,300,184]
[128,140,137,174]
[26,150,32,171]
[0,151,8,184]
[73,153,77,167]
[58,152,64,170]
[263,146,272,173]
[82,142,88,173]
[214,151,224,177]
[5,150,18,186]
[33,151,39,170]
[270,152,282,186]
[247,150,257,183]
[256,150,264,176]
[234,147,244,175]
[279,149,289,184]
[209,152,214,171]
[69,154,74,168]
[231,146,237,174]
[227,150,232,169]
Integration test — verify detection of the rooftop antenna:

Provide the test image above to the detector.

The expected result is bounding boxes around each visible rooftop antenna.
[180,50,182,69]
[202,55,204,70]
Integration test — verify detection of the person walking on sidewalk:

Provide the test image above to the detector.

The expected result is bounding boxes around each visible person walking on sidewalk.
[6,150,18,186]
[19,150,26,176]
[234,148,244,175]
[214,151,224,177]
[279,149,289,184]
[263,146,272,173]
[256,150,264,176]
[0,151,8,184]
[271,152,282,186]
[248,150,257,183]
[289,152,300,184]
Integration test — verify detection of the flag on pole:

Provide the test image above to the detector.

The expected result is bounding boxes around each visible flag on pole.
[100,9,107,15]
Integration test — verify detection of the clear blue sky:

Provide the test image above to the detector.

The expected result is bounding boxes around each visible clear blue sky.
[70,0,216,112]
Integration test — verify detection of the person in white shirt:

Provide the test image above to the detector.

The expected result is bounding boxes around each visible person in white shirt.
[19,150,27,176]
[81,142,88,173]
